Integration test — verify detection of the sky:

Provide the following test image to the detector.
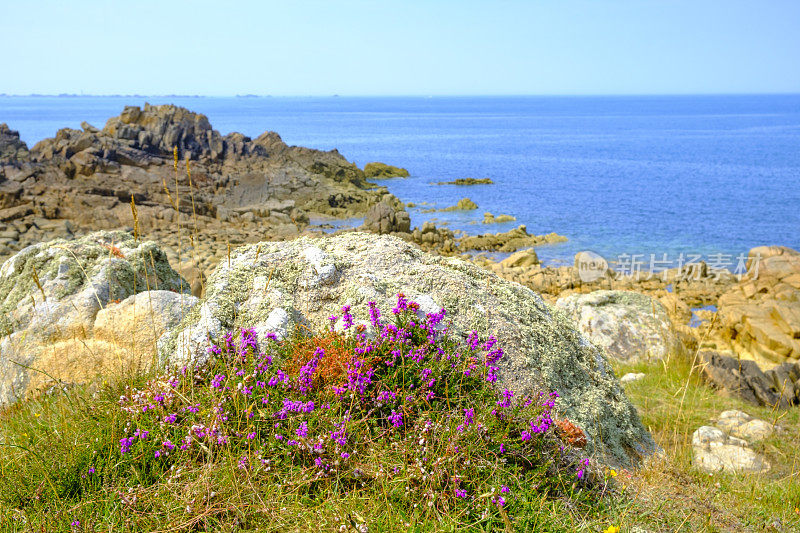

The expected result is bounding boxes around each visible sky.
[2,0,799,96]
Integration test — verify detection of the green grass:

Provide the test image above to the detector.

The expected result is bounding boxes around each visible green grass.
[1,335,798,532]
[0,301,618,532]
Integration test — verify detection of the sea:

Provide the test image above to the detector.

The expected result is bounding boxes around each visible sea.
[2,94,799,269]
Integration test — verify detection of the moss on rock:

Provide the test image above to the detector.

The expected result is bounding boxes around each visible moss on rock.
[364,162,410,179]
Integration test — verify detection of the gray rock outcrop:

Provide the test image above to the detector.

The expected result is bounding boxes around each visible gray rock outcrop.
[361,200,411,235]
[698,350,799,408]
[555,290,685,362]
[692,425,771,474]
[0,124,29,162]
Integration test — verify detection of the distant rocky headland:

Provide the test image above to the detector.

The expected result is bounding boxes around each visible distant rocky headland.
[0,104,563,290]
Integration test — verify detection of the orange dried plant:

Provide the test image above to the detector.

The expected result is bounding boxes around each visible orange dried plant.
[556,419,587,447]
[103,243,125,259]
[286,330,374,388]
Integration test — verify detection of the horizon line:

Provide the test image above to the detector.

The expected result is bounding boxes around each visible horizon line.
[2,92,800,99]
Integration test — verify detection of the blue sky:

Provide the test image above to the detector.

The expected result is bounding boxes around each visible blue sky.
[2,0,799,95]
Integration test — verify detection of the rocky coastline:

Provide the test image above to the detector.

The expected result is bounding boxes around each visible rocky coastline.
[1,104,799,476]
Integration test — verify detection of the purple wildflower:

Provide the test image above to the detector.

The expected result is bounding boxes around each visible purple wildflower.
[388,410,403,428]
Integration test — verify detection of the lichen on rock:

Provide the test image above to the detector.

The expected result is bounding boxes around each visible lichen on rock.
[556,290,686,363]
[0,231,189,405]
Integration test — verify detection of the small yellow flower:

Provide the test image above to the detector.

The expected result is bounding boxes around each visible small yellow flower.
[609,469,617,478]
[602,526,620,533]
[34,413,41,418]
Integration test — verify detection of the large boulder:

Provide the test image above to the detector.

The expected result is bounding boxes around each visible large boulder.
[555,290,685,362]
[160,232,656,466]
[0,231,190,405]
[93,290,198,365]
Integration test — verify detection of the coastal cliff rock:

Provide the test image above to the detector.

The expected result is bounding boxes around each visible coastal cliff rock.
[159,232,657,466]
[555,290,685,362]
[0,104,395,269]
[0,124,29,162]
[716,246,800,364]
[0,231,193,405]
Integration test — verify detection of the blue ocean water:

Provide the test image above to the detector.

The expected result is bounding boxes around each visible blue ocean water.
[2,95,799,267]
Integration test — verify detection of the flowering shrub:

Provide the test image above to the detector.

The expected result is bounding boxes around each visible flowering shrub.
[114,294,596,524]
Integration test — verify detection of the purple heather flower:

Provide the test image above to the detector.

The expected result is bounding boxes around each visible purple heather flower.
[376,390,396,403]
[240,327,258,352]
[341,305,354,329]
[211,374,225,389]
[296,421,309,438]
[388,410,403,428]
[576,457,591,479]
[297,347,324,394]
[455,489,467,498]
[207,343,222,356]
[496,388,514,409]
[368,301,382,327]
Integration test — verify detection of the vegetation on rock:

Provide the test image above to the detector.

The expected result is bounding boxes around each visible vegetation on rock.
[0,296,612,531]
[363,162,410,179]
